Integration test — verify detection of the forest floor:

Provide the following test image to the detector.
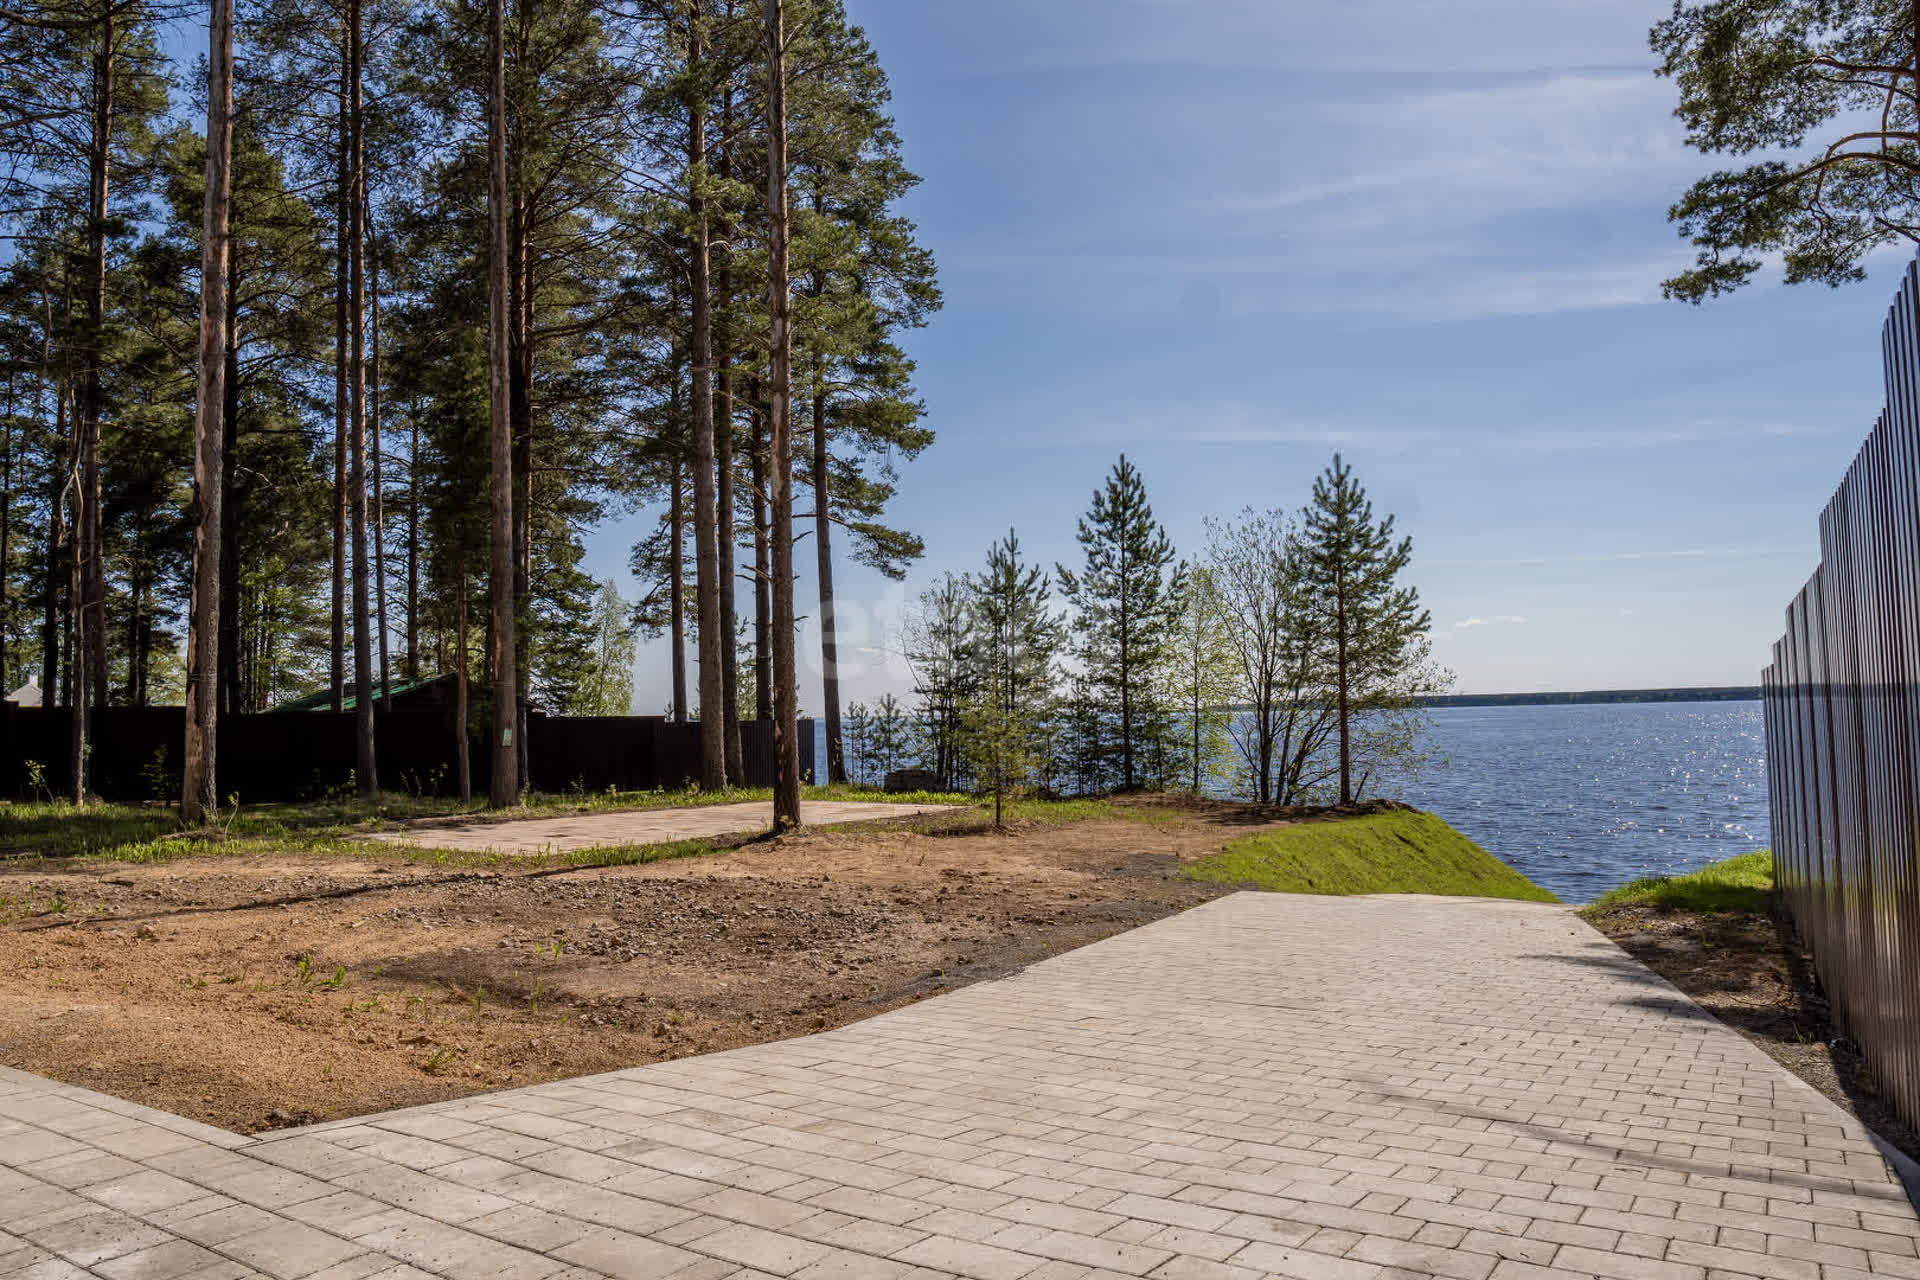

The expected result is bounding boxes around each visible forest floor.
[0,794,1290,1133]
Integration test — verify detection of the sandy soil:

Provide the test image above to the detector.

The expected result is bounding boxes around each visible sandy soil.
[0,806,1251,1133]
[1588,903,1920,1162]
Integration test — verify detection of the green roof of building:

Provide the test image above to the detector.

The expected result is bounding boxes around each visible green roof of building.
[269,674,445,713]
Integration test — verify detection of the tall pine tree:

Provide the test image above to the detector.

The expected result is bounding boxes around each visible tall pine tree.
[904,569,973,791]
[965,530,1060,826]
[1057,455,1183,791]
[1296,454,1431,804]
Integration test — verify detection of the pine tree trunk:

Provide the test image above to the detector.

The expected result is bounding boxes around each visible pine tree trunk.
[512,284,531,788]
[717,357,743,773]
[137,570,152,706]
[812,373,845,784]
[331,55,348,717]
[370,220,389,701]
[485,0,517,807]
[65,466,82,803]
[1,387,12,694]
[1120,588,1132,790]
[348,0,377,798]
[752,406,770,721]
[406,405,419,681]
[766,0,800,823]
[217,280,239,717]
[1336,575,1350,804]
[670,455,686,723]
[124,567,139,706]
[41,380,64,707]
[183,0,232,825]
[510,188,533,789]
[70,6,113,800]
[715,70,743,783]
[456,581,471,802]
[80,6,110,721]
[688,5,726,790]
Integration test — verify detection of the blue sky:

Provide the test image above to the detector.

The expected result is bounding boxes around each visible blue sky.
[591,0,1901,702]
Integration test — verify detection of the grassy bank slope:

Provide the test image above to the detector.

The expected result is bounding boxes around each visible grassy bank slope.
[1187,810,1558,902]
[1584,849,1773,916]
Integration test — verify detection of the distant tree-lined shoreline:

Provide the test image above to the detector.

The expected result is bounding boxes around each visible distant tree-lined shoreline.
[1415,687,1761,708]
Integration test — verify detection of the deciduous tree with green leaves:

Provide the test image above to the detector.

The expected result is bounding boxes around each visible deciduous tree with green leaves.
[571,578,635,716]
[1205,507,1332,805]
[1169,564,1237,795]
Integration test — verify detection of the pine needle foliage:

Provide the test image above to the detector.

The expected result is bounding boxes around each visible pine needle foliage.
[1652,0,1920,300]
[1297,454,1436,805]
[1057,455,1184,791]
[963,531,1062,827]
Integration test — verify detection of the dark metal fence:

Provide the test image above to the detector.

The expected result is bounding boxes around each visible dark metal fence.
[0,704,812,803]
[1764,253,1920,1133]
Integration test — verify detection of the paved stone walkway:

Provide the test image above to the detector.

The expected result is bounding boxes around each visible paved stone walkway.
[4,892,1917,1280]
[364,801,958,856]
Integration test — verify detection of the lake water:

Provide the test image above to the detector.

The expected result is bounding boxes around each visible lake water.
[1404,701,1769,903]
[815,699,1771,904]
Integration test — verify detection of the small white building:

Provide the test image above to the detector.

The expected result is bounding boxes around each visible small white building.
[6,679,42,707]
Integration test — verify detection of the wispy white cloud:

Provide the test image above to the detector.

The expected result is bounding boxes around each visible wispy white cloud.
[1040,405,1842,452]
[1429,545,1805,568]
[937,51,1714,324]
[957,0,1654,76]
[1196,73,1686,227]
[946,249,1696,322]
[1453,614,1528,630]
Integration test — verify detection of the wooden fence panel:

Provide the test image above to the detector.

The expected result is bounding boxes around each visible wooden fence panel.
[0,706,812,803]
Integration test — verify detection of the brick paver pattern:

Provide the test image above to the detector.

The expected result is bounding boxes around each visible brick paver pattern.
[2,892,1915,1280]
[362,801,958,856]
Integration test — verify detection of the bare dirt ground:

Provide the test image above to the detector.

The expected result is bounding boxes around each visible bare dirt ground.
[1588,903,1920,1163]
[0,805,1252,1134]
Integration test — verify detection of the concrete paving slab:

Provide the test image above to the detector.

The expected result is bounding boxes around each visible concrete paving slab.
[3,892,1919,1280]
[362,801,959,855]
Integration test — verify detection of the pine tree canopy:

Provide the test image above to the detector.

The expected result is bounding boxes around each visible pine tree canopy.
[0,0,942,771]
[1653,0,1920,300]
[1299,454,1429,696]
[1057,454,1184,788]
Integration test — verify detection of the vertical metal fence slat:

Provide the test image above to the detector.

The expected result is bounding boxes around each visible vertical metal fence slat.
[1769,251,1920,1131]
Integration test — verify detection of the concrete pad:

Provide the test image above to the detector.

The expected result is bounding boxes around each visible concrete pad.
[363,801,960,856]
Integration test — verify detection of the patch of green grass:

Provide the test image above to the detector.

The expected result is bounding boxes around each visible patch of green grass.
[1186,810,1559,903]
[891,795,1188,835]
[0,786,1151,872]
[0,786,774,865]
[1003,797,1155,824]
[547,836,719,870]
[243,784,782,832]
[1584,849,1774,916]
[0,803,178,859]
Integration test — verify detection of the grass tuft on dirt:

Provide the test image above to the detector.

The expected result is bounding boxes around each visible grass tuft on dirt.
[1584,849,1773,916]
[1185,810,1558,902]
[0,785,982,864]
